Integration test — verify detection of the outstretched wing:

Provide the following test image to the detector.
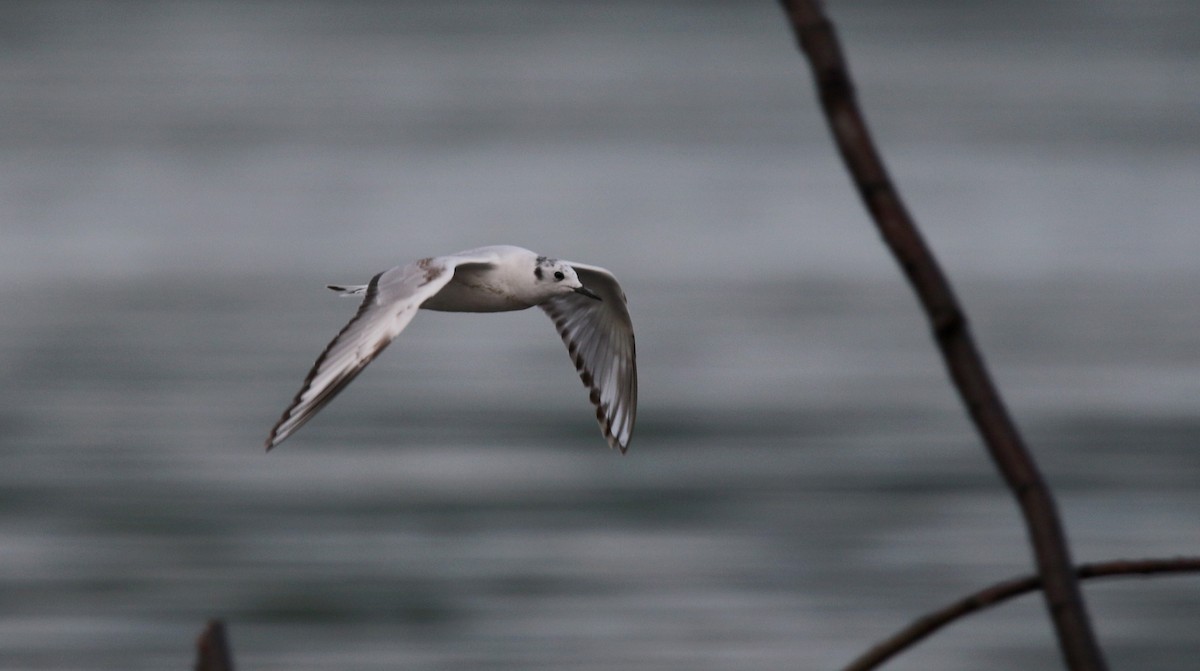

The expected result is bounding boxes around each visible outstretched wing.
[541,262,637,453]
[265,253,493,450]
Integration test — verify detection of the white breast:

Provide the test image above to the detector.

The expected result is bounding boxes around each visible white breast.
[420,265,535,313]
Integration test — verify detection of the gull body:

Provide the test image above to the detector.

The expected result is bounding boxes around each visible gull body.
[266,245,637,452]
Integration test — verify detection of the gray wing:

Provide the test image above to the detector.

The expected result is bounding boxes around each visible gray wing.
[265,253,493,450]
[541,262,637,453]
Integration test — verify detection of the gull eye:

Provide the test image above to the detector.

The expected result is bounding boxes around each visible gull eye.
[554,271,565,281]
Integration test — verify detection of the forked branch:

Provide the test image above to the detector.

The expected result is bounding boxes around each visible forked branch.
[775,1,1107,668]
[845,557,1200,671]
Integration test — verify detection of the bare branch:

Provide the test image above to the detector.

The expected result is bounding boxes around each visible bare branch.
[194,619,236,671]
[774,1,1108,668]
[844,557,1200,671]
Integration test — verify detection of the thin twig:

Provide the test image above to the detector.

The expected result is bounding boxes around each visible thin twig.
[844,557,1200,671]
[194,619,236,671]
[774,1,1108,669]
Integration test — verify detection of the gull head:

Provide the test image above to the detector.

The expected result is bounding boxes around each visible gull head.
[534,256,601,301]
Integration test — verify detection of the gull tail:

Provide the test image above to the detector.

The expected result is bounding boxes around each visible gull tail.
[327,284,368,296]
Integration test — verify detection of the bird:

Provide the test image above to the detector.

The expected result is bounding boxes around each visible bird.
[265,245,636,453]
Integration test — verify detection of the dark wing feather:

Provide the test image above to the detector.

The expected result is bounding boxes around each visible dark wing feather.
[541,263,637,452]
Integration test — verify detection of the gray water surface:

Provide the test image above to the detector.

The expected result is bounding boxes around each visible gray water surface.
[2,2,1199,669]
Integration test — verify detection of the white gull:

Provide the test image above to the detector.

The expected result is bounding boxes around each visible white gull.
[265,245,637,453]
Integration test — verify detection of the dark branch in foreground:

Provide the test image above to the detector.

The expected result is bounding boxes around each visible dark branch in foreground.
[844,557,1200,671]
[182,556,1200,669]
[194,619,236,671]
[774,1,1108,669]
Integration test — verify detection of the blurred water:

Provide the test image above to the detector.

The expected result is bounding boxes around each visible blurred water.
[2,1,1199,669]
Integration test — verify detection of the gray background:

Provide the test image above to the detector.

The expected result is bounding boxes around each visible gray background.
[2,1,1199,669]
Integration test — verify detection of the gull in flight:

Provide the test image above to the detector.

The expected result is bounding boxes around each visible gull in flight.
[265,245,637,453]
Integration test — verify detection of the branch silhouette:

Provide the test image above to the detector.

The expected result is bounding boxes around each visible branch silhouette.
[194,619,236,671]
[844,557,1200,671]
[774,1,1107,668]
